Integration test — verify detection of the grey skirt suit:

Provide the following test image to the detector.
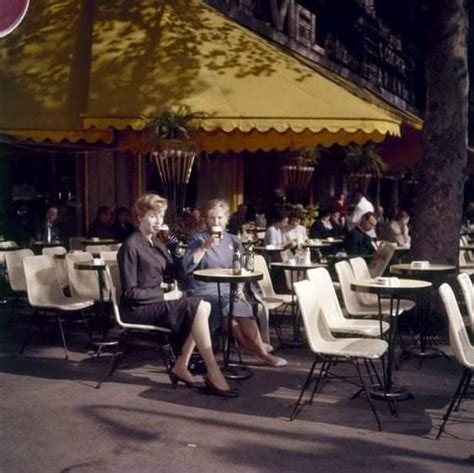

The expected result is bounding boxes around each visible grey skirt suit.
[183,230,254,332]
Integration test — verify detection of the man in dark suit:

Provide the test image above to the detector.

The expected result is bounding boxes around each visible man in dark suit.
[345,212,378,255]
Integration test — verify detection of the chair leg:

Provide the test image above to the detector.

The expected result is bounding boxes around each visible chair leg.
[270,312,285,349]
[364,359,375,385]
[454,371,472,412]
[368,359,383,387]
[290,356,319,421]
[160,336,175,379]
[353,358,382,431]
[436,368,471,440]
[19,309,38,354]
[7,293,18,328]
[56,313,69,360]
[96,331,128,389]
[309,358,330,405]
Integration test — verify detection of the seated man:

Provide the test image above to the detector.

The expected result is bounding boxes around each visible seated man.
[87,206,116,240]
[32,205,62,243]
[344,212,377,255]
[227,203,248,235]
[385,211,411,247]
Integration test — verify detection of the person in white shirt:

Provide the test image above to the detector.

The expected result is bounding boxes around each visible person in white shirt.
[282,213,307,246]
[386,210,411,247]
[264,211,292,248]
[347,189,375,233]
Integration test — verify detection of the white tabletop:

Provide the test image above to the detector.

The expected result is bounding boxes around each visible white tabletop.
[193,268,263,283]
[271,262,327,270]
[390,263,456,274]
[351,278,432,294]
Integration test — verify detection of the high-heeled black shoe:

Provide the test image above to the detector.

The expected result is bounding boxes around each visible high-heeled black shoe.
[203,377,239,398]
[169,371,204,389]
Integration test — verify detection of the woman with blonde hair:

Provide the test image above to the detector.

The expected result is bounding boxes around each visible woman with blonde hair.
[117,194,236,397]
[184,198,287,367]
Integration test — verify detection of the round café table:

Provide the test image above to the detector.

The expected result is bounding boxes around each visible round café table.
[390,263,456,277]
[193,268,263,380]
[351,278,432,413]
[271,261,326,344]
[254,246,284,254]
[74,260,118,352]
[81,239,118,246]
[390,263,455,362]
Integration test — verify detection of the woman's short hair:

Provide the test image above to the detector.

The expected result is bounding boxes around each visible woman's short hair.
[133,194,168,220]
[396,210,409,221]
[270,209,288,225]
[202,199,229,218]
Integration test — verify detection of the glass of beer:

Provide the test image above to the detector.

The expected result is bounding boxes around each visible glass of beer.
[211,225,223,245]
[156,224,170,244]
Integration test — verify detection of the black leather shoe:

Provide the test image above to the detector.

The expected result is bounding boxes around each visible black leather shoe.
[169,371,204,389]
[203,377,239,398]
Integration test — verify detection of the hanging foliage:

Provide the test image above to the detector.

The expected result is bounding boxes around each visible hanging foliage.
[145,106,203,213]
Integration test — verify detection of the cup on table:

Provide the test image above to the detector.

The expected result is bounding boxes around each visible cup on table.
[210,226,223,245]
[93,257,103,265]
[411,260,430,269]
[327,237,334,242]
[91,237,100,242]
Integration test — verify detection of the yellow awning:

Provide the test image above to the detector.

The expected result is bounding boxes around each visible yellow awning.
[0,0,410,150]
[0,129,113,145]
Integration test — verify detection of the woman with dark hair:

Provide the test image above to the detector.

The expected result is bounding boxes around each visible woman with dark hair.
[184,199,287,367]
[310,209,333,239]
[264,210,293,249]
[117,194,235,397]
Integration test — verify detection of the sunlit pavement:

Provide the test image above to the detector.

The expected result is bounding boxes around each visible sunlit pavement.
[1,305,472,473]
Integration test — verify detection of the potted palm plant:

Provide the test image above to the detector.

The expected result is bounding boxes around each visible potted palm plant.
[145,106,201,213]
[342,143,387,194]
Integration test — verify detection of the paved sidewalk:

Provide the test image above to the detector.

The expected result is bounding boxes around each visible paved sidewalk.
[0,310,472,473]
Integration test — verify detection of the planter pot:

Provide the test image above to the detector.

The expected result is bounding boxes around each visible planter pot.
[153,139,198,213]
[281,164,315,204]
[345,173,373,195]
